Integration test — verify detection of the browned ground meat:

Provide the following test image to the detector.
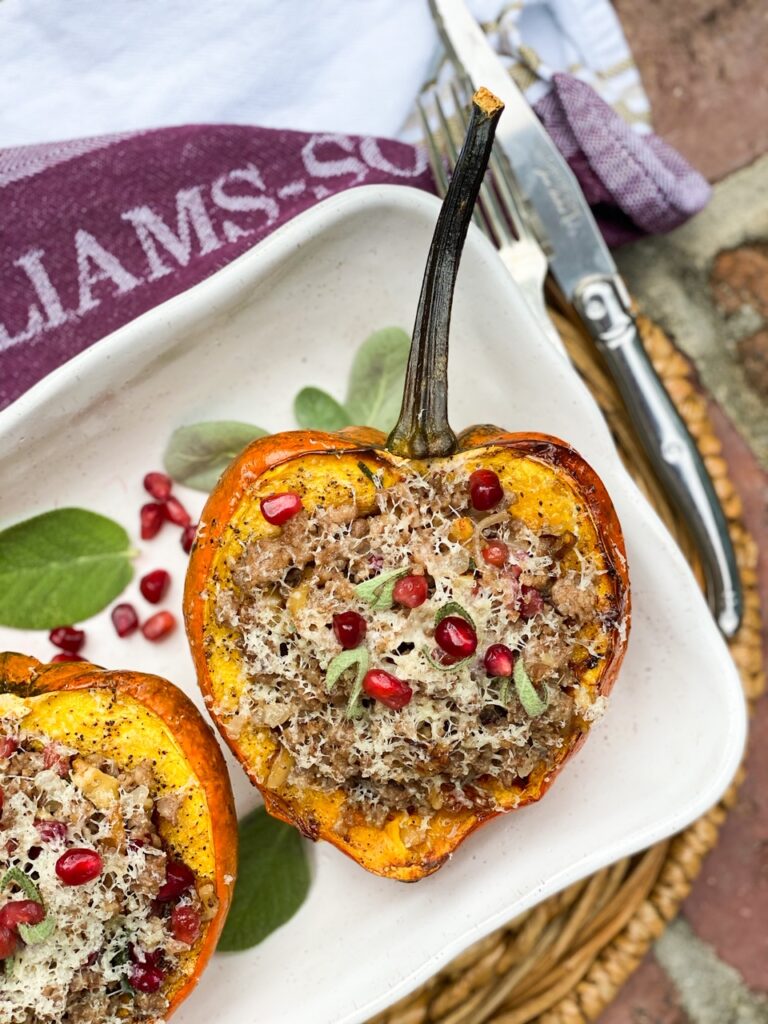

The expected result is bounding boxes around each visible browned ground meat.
[219,465,614,826]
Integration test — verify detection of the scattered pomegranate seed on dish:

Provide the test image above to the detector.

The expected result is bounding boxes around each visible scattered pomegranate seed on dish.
[519,586,544,619]
[143,471,172,501]
[111,603,139,637]
[181,522,198,553]
[481,539,509,567]
[171,905,202,945]
[332,611,367,650]
[393,574,428,608]
[434,616,477,658]
[49,626,85,652]
[156,860,195,902]
[0,900,45,931]
[469,468,503,511]
[484,643,515,678]
[140,502,165,540]
[49,652,83,663]
[164,495,191,527]
[363,669,413,710]
[140,569,171,604]
[261,492,303,526]
[55,848,103,885]
[142,611,176,642]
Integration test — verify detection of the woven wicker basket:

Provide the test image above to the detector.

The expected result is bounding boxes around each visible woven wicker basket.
[370,310,765,1024]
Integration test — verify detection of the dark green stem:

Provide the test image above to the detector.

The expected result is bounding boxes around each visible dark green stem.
[387,88,504,459]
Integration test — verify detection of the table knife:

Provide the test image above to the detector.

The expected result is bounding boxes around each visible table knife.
[430,0,742,637]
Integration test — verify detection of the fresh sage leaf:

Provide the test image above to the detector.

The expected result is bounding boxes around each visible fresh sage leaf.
[18,917,55,945]
[1,867,41,902]
[498,678,511,705]
[164,421,267,492]
[434,601,476,629]
[294,387,351,432]
[345,327,410,431]
[218,807,310,952]
[354,567,409,611]
[325,646,369,693]
[421,646,471,674]
[0,510,133,631]
[513,658,548,717]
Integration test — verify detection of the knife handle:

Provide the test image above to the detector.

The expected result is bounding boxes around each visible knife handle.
[574,276,742,638]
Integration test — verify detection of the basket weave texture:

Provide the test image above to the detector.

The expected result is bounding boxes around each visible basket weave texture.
[370,311,765,1024]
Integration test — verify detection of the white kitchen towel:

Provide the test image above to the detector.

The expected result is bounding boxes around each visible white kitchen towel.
[0,0,648,146]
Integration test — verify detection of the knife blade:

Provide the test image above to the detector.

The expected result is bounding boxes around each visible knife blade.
[430,0,743,637]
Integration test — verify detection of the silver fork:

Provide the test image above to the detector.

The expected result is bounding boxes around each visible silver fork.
[417,83,567,356]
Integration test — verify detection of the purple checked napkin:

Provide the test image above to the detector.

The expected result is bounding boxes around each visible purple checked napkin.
[0,86,709,410]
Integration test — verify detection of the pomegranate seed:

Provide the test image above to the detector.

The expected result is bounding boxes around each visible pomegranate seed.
[332,611,367,650]
[49,626,85,652]
[363,669,413,710]
[171,905,202,945]
[430,648,459,667]
[482,540,509,567]
[35,819,68,843]
[156,860,195,902]
[50,652,83,663]
[260,492,303,526]
[130,962,166,993]
[484,643,516,678]
[142,611,176,642]
[392,575,428,608]
[111,603,139,638]
[164,495,191,527]
[469,469,503,511]
[140,569,171,604]
[435,616,478,658]
[56,848,103,885]
[0,738,18,759]
[520,586,544,619]
[0,900,45,931]
[0,925,17,960]
[141,502,165,540]
[43,744,70,776]
[143,472,172,501]
[181,523,198,553]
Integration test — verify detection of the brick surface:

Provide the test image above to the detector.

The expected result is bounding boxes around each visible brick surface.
[614,0,768,182]
[680,400,768,993]
[598,953,689,1024]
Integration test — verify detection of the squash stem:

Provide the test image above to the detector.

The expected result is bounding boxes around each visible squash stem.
[387,88,504,459]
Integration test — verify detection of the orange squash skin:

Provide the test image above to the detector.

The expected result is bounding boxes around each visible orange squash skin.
[185,423,630,881]
[0,652,238,1018]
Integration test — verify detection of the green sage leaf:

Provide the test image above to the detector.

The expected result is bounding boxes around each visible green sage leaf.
[18,917,55,945]
[0,509,133,630]
[294,387,352,431]
[514,659,548,717]
[345,327,410,431]
[325,646,369,693]
[164,421,267,492]
[421,646,471,674]
[354,567,410,611]
[218,807,310,952]
[434,601,476,629]
[1,868,41,902]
